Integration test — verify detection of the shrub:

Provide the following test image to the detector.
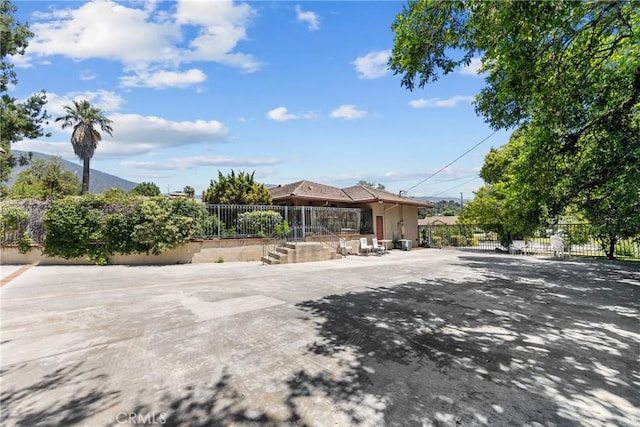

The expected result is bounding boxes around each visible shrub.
[469,237,479,247]
[43,196,106,261]
[237,210,286,237]
[18,232,32,254]
[132,197,204,255]
[6,199,49,244]
[43,195,206,263]
[449,235,467,247]
[615,240,640,258]
[1,203,29,243]
[130,182,161,197]
[273,221,290,238]
[200,214,233,237]
[103,208,146,255]
[431,236,443,248]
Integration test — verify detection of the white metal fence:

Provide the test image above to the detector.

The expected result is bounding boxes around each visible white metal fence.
[421,223,640,258]
[198,204,362,241]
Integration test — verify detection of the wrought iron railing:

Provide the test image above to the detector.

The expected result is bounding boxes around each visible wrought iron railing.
[420,223,640,258]
[261,236,287,264]
[197,204,362,240]
[305,226,343,254]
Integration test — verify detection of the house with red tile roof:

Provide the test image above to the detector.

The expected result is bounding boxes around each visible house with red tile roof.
[269,180,433,248]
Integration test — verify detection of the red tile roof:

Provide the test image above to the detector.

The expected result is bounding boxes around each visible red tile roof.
[270,181,433,208]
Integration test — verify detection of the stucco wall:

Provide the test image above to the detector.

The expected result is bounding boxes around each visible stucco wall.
[366,202,420,247]
[1,238,268,265]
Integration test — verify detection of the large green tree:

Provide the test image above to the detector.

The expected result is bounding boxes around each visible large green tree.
[130,181,161,197]
[55,100,113,195]
[202,170,272,205]
[391,0,640,258]
[8,157,80,199]
[0,0,50,190]
[390,1,638,131]
[460,128,551,245]
[357,180,386,190]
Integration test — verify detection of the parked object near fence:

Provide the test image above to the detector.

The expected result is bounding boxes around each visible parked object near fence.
[422,223,639,259]
[359,237,372,256]
[509,240,528,255]
[338,238,353,257]
[550,235,566,257]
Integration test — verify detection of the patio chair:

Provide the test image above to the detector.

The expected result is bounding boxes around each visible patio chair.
[509,240,528,255]
[371,238,387,255]
[550,235,566,257]
[359,237,372,256]
[338,238,353,257]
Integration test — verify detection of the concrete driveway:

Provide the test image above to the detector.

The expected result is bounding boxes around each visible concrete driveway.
[1,250,639,426]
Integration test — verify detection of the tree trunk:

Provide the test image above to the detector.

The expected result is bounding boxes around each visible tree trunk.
[603,235,616,260]
[81,157,90,194]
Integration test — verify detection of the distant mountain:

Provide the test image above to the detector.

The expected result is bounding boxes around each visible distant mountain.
[9,151,138,193]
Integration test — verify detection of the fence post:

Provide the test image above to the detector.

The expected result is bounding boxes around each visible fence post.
[217,205,221,239]
[301,207,306,240]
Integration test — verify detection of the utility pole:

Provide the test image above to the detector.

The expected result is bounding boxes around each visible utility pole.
[460,192,464,209]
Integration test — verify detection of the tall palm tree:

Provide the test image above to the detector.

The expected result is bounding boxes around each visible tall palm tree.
[55,100,113,194]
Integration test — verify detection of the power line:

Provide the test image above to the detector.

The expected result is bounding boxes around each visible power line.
[429,175,482,198]
[405,130,498,194]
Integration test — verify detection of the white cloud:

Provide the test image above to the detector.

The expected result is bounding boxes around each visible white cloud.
[175,0,260,72]
[330,105,368,120]
[12,140,75,158]
[409,96,474,108]
[120,68,207,88]
[121,156,281,171]
[79,70,97,81]
[27,1,181,65]
[46,90,125,115]
[295,5,319,31]
[27,109,230,158]
[107,113,228,149]
[266,107,316,122]
[460,57,483,76]
[267,107,298,122]
[352,50,391,79]
[23,0,260,88]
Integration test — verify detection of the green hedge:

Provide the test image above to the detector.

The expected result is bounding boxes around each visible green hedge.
[43,195,206,264]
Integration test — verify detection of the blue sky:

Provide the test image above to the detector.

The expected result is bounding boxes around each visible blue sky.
[10,0,509,198]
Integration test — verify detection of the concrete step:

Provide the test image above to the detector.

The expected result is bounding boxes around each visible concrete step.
[264,241,342,265]
[269,251,288,263]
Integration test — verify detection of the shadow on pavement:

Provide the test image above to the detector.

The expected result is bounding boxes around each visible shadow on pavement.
[128,370,295,427]
[290,256,640,426]
[0,362,120,426]
[3,256,638,426]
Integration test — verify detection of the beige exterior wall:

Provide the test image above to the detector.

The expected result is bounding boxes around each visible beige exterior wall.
[1,238,268,266]
[366,202,420,247]
[0,205,423,266]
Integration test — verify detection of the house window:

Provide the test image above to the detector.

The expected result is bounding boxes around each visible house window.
[360,209,373,234]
